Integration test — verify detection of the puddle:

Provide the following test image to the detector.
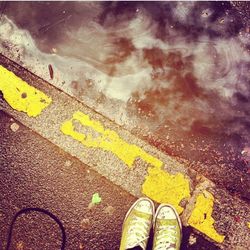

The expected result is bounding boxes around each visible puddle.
[0,2,249,187]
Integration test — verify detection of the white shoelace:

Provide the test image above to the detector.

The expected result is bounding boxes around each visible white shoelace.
[154,225,177,250]
[126,216,149,249]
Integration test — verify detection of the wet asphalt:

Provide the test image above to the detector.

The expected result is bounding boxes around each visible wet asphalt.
[0,110,219,250]
[1,1,249,202]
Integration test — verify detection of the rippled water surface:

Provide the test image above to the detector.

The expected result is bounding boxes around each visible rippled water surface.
[0,1,249,195]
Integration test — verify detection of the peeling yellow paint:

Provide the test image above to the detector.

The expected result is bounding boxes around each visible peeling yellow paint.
[142,166,190,214]
[61,111,190,214]
[0,65,52,117]
[61,111,163,168]
[188,191,225,243]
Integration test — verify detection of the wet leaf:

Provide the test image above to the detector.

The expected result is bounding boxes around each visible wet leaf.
[91,193,102,204]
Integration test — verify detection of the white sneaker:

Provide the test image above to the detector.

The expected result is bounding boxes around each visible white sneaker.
[153,204,182,250]
[120,198,155,250]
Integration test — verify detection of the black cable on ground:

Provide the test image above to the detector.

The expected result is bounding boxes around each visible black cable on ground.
[5,207,66,250]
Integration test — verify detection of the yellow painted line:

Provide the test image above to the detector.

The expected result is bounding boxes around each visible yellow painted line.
[61,111,191,214]
[142,166,190,214]
[188,191,225,243]
[0,65,52,117]
[61,111,163,168]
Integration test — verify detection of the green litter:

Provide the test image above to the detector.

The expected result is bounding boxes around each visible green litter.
[91,193,102,204]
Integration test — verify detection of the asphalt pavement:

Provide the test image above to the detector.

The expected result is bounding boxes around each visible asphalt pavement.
[0,110,219,250]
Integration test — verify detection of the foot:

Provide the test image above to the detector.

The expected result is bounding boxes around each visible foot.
[153,204,182,250]
[120,197,155,250]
